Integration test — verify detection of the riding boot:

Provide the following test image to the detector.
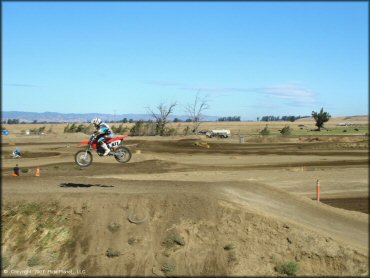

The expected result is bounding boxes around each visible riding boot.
[101,142,111,156]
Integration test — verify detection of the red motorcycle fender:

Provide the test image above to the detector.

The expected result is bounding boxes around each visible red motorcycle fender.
[107,135,128,144]
[78,141,97,149]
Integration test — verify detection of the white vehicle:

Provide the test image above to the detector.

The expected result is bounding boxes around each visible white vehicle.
[206,129,231,138]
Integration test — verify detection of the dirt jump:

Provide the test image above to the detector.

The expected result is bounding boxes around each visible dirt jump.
[1,133,368,276]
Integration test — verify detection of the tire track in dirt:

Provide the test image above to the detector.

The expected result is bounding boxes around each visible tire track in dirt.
[220,182,368,253]
[2,158,368,176]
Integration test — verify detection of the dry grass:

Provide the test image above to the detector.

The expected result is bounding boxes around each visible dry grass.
[2,116,368,139]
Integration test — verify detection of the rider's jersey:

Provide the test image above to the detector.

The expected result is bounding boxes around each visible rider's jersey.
[97,123,112,135]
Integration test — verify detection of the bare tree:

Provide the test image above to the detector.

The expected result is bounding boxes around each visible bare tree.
[146,102,177,136]
[185,92,210,134]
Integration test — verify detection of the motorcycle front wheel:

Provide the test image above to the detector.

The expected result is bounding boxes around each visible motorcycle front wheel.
[114,146,132,163]
[74,150,93,167]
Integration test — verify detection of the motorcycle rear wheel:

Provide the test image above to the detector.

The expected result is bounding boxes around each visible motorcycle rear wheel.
[114,146,132,163]
[75,150,93,167]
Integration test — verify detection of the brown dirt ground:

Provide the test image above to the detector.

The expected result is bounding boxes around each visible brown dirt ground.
[1,131,369,276]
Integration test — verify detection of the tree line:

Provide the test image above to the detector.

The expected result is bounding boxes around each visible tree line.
[258,115,310,122]
[218,116,241,122]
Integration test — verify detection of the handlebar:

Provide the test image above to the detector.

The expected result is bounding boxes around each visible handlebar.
[89,133,97,143]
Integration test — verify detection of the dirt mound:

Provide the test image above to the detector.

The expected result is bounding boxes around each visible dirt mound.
[2,194,367,276]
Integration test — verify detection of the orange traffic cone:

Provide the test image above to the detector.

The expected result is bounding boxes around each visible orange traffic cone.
[12,164,20,176]
[35,166,40,177]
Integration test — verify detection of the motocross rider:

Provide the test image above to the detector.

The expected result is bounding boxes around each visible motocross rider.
[91,118,113,156]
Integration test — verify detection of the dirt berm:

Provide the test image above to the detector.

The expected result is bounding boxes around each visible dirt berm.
[2,178,368,276]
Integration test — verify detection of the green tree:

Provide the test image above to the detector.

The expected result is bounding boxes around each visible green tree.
[312,108,331,131]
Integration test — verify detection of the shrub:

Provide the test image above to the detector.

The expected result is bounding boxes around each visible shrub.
[143,122,156,136]
[64,124,94,134]
[280,126,292,136]
[29,126,46,135]
[111,124,129,134]
[75,124,84,132]
[106,248,120,258]
[27,256,41,267]
[275,261,299,276]
[130,121,144,136]
[164,127,177,136]
[183,126,191,136]
[161,262,176,275]
[259,125,270,136]
[21,168,29,173]
[162,231,185,248]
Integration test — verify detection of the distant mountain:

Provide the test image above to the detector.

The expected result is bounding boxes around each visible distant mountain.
[2,111,220,123]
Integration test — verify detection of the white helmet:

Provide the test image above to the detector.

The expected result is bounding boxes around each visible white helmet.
[91,117,102,127]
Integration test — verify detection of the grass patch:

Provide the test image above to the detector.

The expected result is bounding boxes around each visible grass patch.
[162,232,185,248]
[161,262,176,276]
[275,261,299,276]
[106,248,120,258]
[8,208,17,216]
[292,126,368,136]
[27,255,41,267]
[227,251,237,263]
[21,203,42,216]
[1,256,10,270]
[128,237,140,245]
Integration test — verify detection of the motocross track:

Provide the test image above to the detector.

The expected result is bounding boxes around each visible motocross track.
[1,133,369,276]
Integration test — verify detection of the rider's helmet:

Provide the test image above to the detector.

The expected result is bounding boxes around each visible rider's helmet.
[91,117,102,128]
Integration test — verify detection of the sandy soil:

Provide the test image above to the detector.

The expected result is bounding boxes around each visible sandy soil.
[1,131,368,276]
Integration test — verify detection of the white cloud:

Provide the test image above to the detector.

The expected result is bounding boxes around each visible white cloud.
[144,80,316,105]
[256,85,316,105]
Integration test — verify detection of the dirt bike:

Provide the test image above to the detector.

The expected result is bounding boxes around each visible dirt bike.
[74,133,132,167]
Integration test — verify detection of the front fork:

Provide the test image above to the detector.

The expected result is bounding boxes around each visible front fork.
[83,145,92,159]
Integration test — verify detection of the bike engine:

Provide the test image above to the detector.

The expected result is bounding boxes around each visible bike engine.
[97,146,105,156]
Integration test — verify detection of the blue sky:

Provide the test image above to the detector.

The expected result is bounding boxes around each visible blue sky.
[3,1,368,120]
